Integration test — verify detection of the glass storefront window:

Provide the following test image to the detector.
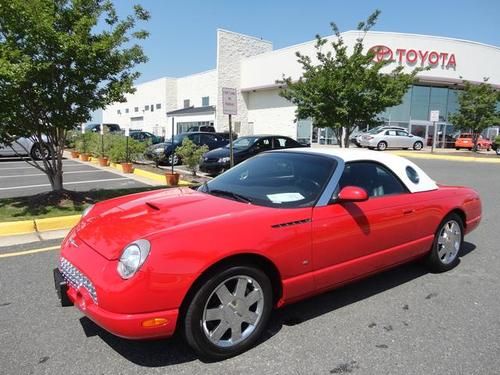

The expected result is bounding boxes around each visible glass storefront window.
[410,86,431,120]
[447,89,460,118]
[429,87,448,122]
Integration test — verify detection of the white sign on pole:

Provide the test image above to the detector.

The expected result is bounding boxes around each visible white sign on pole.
[100,123,104,135]
[430,110,440,122]
[222,87,237,115]
[125,126,130,137]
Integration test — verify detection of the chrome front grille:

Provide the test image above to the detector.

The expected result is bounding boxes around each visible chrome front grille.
[59,257,98,304]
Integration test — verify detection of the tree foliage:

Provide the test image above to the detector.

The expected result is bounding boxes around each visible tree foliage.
[278,10,422,147]
[448,79,500,152]
[0,0,150,191]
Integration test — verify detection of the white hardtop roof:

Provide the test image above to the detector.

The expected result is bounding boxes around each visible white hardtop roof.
[277,147,438,193]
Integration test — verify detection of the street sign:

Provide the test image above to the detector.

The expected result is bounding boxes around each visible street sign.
[222,87,237,115]
[430,110,440,122]
[124,126,130,137]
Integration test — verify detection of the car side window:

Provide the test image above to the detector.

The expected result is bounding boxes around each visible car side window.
[385,130,397,136]
[338,161,407,197]
[273,137,287,148]
[254,138,272,151]
[188,134,201,144]
[396,130,409,136]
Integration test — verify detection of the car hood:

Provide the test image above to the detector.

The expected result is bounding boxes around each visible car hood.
[74,187,266,260]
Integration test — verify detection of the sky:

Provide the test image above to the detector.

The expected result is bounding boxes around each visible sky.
[92,0,500,122]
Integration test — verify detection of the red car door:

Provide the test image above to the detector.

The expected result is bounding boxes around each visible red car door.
[311,161,428,292]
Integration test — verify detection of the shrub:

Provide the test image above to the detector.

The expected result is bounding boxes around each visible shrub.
[107,134,146,164]
[175,138,208,176]
[74,132,92,154]
[89,133,110,158]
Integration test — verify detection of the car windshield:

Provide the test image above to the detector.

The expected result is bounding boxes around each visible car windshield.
[199,152,337,208]
[228,136,259,149]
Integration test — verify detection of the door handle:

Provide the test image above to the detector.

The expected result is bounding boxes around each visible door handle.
[403,209,415,215]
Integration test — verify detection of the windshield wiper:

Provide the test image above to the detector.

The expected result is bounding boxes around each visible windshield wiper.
[209,189,253,203]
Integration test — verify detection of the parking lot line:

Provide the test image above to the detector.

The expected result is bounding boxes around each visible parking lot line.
[0,170,110,179]
[0,245,60,259]
[0,177,130,191]
[0,164,84,171]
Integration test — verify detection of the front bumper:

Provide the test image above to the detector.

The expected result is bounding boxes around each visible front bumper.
[54,238,180,340]
[199,161,227,174]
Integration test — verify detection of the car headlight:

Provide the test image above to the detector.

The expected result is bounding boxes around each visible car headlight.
[117,239,151,279]
[218,156,230,163]
[81,204,94,218]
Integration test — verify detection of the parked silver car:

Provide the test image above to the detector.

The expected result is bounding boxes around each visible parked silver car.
[0,136,51,159]
[359,128,424,151]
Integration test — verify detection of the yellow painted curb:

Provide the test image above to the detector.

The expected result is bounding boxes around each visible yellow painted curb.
[392,151,500,164]
[34,215,81,232]
[133,168,166,183]
[0,219,36,237]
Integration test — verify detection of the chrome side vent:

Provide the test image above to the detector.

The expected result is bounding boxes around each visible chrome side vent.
[271,218,311,228]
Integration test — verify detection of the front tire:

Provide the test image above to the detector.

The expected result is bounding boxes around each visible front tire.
[426,213,464,272]
[413,141,423,151]
[30,143,50,160]
[183,265,273,360]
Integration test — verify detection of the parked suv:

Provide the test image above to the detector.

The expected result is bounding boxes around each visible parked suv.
[186,125,215,133]
[84,123,122,133]
[145,132,229,165]
[360,127,424,151]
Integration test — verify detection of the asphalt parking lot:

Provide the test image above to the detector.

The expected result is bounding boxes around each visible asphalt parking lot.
[0,157,499,375]
[0,157,148,199]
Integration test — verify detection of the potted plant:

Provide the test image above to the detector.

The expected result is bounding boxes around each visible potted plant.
[75,133,92,161]
[108,134,146,173]
[89,132,109,166]
[174,138,208,184]
[65,129,80,158]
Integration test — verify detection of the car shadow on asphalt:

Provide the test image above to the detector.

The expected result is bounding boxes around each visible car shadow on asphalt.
[78,241,476,366]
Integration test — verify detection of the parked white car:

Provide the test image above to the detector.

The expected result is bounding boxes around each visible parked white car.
[0,137,50,159]
[359,128,424,151]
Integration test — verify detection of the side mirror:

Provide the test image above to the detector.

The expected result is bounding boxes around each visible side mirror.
[338,186,368,202]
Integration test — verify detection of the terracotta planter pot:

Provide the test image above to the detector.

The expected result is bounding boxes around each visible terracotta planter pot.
[79,153,90,161]
[70,151,80,159]
[121,162,134,174]
[98,157,109,167]
[165,172,180,186]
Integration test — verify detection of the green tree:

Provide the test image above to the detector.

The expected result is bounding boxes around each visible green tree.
[278,10,422,147]
[0,0,149,192]
[175,138,208,176]
[449,79,500,152]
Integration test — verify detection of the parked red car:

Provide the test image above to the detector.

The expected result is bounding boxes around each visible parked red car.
[54,149,481,360]
[455,133,492,150]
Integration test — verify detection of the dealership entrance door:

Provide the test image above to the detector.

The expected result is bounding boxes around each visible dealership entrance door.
[410,120,455,148]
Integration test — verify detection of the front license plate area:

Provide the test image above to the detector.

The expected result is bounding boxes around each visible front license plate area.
[53,268,73,307]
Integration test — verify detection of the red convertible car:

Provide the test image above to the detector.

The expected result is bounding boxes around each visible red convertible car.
[54,148,481,360]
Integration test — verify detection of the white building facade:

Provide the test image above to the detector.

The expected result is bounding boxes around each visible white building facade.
[103,29,500,143]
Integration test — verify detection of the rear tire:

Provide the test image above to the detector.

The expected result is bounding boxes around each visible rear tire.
[426,213,464,272]
[377,141,387,151]
[183,265,272,361]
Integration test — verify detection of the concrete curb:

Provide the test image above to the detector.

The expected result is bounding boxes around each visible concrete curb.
[0,215,81,237]
[391,151,500,164]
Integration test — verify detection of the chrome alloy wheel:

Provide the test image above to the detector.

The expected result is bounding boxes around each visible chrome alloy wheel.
[437,220,462,265]
[202,275,264,348]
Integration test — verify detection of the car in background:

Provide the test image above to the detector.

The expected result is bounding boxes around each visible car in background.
[187,125,216,133]
[145,132,229,165]
[454,133,492,151]
[130,131,163,145]
[85,123,122,133]
[0,136,51,159]
[200,135,307,175]
[54,148,481,360]
[359,127,424,151]
[351,126,406,148]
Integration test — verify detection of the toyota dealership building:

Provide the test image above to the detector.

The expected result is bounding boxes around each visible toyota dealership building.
[102,29,500,145]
